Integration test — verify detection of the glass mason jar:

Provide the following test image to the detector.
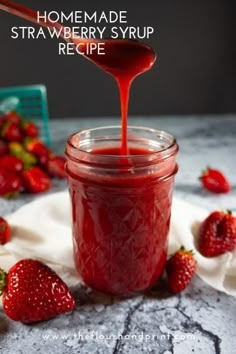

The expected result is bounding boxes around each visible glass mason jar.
[65,126,178,296]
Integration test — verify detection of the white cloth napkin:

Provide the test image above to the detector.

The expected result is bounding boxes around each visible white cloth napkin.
[1,191,236,302]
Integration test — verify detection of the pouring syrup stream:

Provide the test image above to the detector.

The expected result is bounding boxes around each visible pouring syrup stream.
[0,0,156,154]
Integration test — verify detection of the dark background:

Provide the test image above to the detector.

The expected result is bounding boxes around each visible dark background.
[0,0,235,118]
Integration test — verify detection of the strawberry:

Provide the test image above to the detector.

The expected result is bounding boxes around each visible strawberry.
[4,111,22,125]
[47,156,66,178]
[198,210,236,257]
[0,217,11,244]
[24,139,50,157]
[24,139,51,168]
[0,259,75,323]
[1,121,23,142]
[0,139,8,157]
[9,142,37,170]
[22,121,38,138]
[37,153,49,168]
[22,166,51,193]
[200,167,231,194]
[0,168,22,197]
[166,247,197,293]
[0,155,24,174]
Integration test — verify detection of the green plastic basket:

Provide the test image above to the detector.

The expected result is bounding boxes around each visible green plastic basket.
[0,85,51,146]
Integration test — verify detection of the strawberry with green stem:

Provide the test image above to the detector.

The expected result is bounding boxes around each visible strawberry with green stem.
[8,142,37,170]
[166,246,197,293]
[0,259,75,323]
[24,138,51,168]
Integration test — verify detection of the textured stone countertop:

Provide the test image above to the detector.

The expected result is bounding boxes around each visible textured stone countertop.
[1,115,236,354]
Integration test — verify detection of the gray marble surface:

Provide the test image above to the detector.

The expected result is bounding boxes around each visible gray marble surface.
[1,115,236,354]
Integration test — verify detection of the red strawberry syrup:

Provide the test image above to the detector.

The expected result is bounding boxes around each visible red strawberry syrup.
[77,39,156,154]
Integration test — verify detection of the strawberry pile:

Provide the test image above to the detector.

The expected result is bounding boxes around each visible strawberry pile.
[0,110,66,197]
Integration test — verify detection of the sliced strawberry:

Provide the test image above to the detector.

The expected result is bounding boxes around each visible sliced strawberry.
[0,168,22,197]
[47,156,66,178]
[0,155,24,173]
[200,168,231,194]
[0,217,11,244]
[199,210,236,257]
[0,259,75,323]
[22,166,51,193]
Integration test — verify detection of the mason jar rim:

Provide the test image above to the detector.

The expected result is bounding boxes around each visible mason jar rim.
[66,125,178,162]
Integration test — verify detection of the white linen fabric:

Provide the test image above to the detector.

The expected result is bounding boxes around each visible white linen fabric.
[0,191,235,304]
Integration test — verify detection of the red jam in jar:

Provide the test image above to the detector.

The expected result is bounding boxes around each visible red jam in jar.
[65,126,178,296]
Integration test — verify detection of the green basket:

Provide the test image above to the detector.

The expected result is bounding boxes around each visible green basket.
[0,85,51,146]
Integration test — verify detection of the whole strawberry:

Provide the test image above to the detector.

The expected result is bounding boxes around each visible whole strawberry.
[4,111,22,125]
[1,121,23,142]
[166,247,197,293]
[0,155,24,174]
[24,139,51,168]
[200,167,231,194]
[0,217,11,244]
[199,210,236,257]
[0,259,75,323]
[22,121,38,138]
[0,168,22,197]
[24,139,50,157]
[22,166,51,193]
[47,156,67,178]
